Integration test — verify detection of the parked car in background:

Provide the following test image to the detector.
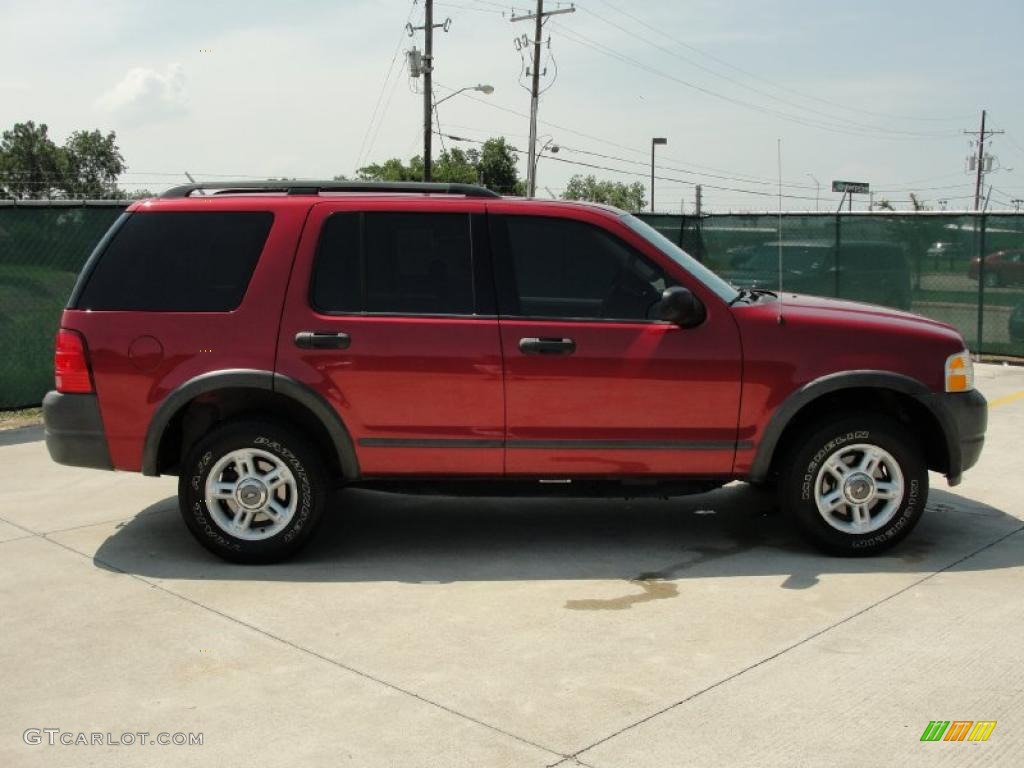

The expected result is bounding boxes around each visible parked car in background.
[722,240,912,309]
[1010,302,1024,343]
[969,249,1024,287]
[43,181,985,563]
[926,241,968,272]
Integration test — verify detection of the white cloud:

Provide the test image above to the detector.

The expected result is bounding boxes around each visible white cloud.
[95,64,187,123]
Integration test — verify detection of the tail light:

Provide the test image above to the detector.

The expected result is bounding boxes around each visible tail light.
[54,328,94,393]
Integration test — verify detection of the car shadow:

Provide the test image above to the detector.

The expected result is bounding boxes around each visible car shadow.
[92,482,1024,589]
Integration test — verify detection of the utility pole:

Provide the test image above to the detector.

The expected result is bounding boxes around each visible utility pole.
[424,0,434,182]
[964,110,1003,211]
[408,1,451,182]
[695,185,702,216]
[511,1,575,198]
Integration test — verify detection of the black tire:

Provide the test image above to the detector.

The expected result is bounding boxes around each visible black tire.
[779,416,928,556]
[178,420,328,563]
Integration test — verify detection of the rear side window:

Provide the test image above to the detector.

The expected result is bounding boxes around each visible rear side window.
[76,211,273,311]
[312,212,474,315]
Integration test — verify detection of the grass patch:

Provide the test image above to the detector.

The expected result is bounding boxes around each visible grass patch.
[0,406,43,430]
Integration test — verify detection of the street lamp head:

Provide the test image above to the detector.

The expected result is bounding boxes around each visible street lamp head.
[652,137,667,146]
[475,84,495,94]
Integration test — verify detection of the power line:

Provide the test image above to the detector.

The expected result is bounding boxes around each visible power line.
[589,0,973,125]
[574,3,959,139]
[554,23,962,141]
[356,0,420,170]
[436,131,821,200]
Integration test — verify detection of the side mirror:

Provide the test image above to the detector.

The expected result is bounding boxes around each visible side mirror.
[656,286,706,328]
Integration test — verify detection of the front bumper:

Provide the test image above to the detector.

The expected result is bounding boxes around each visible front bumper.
[917,388,987,485]
[42,391,113,470]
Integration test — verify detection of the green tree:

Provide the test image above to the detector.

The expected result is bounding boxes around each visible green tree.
[432,147,478,184]
[59,129,125,199]
[562,174,646,211]
[0,121,127,199]
[352,137,524,194]
[477,137,522,194]
[356,156,423,182]
[0,121,61,199]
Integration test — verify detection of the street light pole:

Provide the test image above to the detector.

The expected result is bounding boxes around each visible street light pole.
[434,83,494,107]
[533,136,559,187]
[651,137,666,212]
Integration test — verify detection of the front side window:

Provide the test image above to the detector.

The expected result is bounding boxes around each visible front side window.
[493,215,673,321]
[311,212,474,315]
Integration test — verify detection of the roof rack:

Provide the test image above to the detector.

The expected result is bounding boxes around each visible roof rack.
[160,180,501,199]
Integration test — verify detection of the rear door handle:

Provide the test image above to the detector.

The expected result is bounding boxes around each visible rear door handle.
[294,331,351,350]
[518,337,576,355]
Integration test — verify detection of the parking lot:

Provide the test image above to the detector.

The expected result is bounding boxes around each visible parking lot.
[2,363,1022,767]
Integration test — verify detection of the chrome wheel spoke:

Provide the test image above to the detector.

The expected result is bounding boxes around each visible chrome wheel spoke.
[232,506,255,531]
[850,504,872,529]
[261,467,289,490]
[821,489,845,513]
[209,481,235,500]
[233,450,256,478]
[859,447,882,475]
[824,456,851,482]
[875,481,900,500]
[265,500,287,521]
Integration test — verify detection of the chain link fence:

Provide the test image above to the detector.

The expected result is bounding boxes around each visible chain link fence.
[640,211,1024,359]
[1,204,1021,408]
[0,201,127,407]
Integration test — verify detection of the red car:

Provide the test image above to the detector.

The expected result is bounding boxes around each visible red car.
[43,181,986,562]
[969,249,1024,287]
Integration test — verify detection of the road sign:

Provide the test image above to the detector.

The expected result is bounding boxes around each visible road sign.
[832,180,870,194]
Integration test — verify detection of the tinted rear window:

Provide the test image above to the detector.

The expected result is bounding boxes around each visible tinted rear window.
[75,211,273,311]
[311,212,474,315]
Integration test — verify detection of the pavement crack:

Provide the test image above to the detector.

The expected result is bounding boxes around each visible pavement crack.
[21,528,571,764]
[565,522,1024,762]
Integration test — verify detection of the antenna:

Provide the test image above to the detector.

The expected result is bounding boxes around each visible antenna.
[776,139,784,324]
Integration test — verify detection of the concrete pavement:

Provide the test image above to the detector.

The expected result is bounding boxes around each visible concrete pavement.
[2,364,1023,767]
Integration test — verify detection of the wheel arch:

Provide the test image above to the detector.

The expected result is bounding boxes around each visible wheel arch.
[142,369,359,480]
[749,370,956,484]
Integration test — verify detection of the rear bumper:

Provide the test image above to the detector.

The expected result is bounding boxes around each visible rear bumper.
[42,391,113,470]
[918,389,987,486]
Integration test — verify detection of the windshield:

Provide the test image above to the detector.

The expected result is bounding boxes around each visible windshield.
[620,214,739,303]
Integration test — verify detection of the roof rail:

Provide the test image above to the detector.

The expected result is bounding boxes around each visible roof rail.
[160,180,501,199]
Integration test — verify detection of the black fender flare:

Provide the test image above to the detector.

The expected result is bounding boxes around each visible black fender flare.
[141,369,359,479]
[747,370,958,483]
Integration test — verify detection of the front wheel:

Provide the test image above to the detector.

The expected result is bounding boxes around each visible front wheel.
[179,420,328,563]
[780,416,928,555]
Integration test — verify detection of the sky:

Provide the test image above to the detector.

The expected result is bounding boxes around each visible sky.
[2,0,1024,212]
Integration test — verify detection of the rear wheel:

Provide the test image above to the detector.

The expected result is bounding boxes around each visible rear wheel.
[179,420,328,563]
[780,416,928,555]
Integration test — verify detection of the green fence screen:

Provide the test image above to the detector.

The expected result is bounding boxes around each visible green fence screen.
[0,202,126,408]
[1,204,1022,408]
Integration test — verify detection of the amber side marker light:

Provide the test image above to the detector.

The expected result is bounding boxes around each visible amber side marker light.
[945,351,974,393]
[54,328,94,393]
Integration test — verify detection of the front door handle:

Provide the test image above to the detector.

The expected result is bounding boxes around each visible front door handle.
[294,331,351,350]
[518,337,576,356]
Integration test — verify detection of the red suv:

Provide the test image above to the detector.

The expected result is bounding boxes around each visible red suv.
[43,181,987,563]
